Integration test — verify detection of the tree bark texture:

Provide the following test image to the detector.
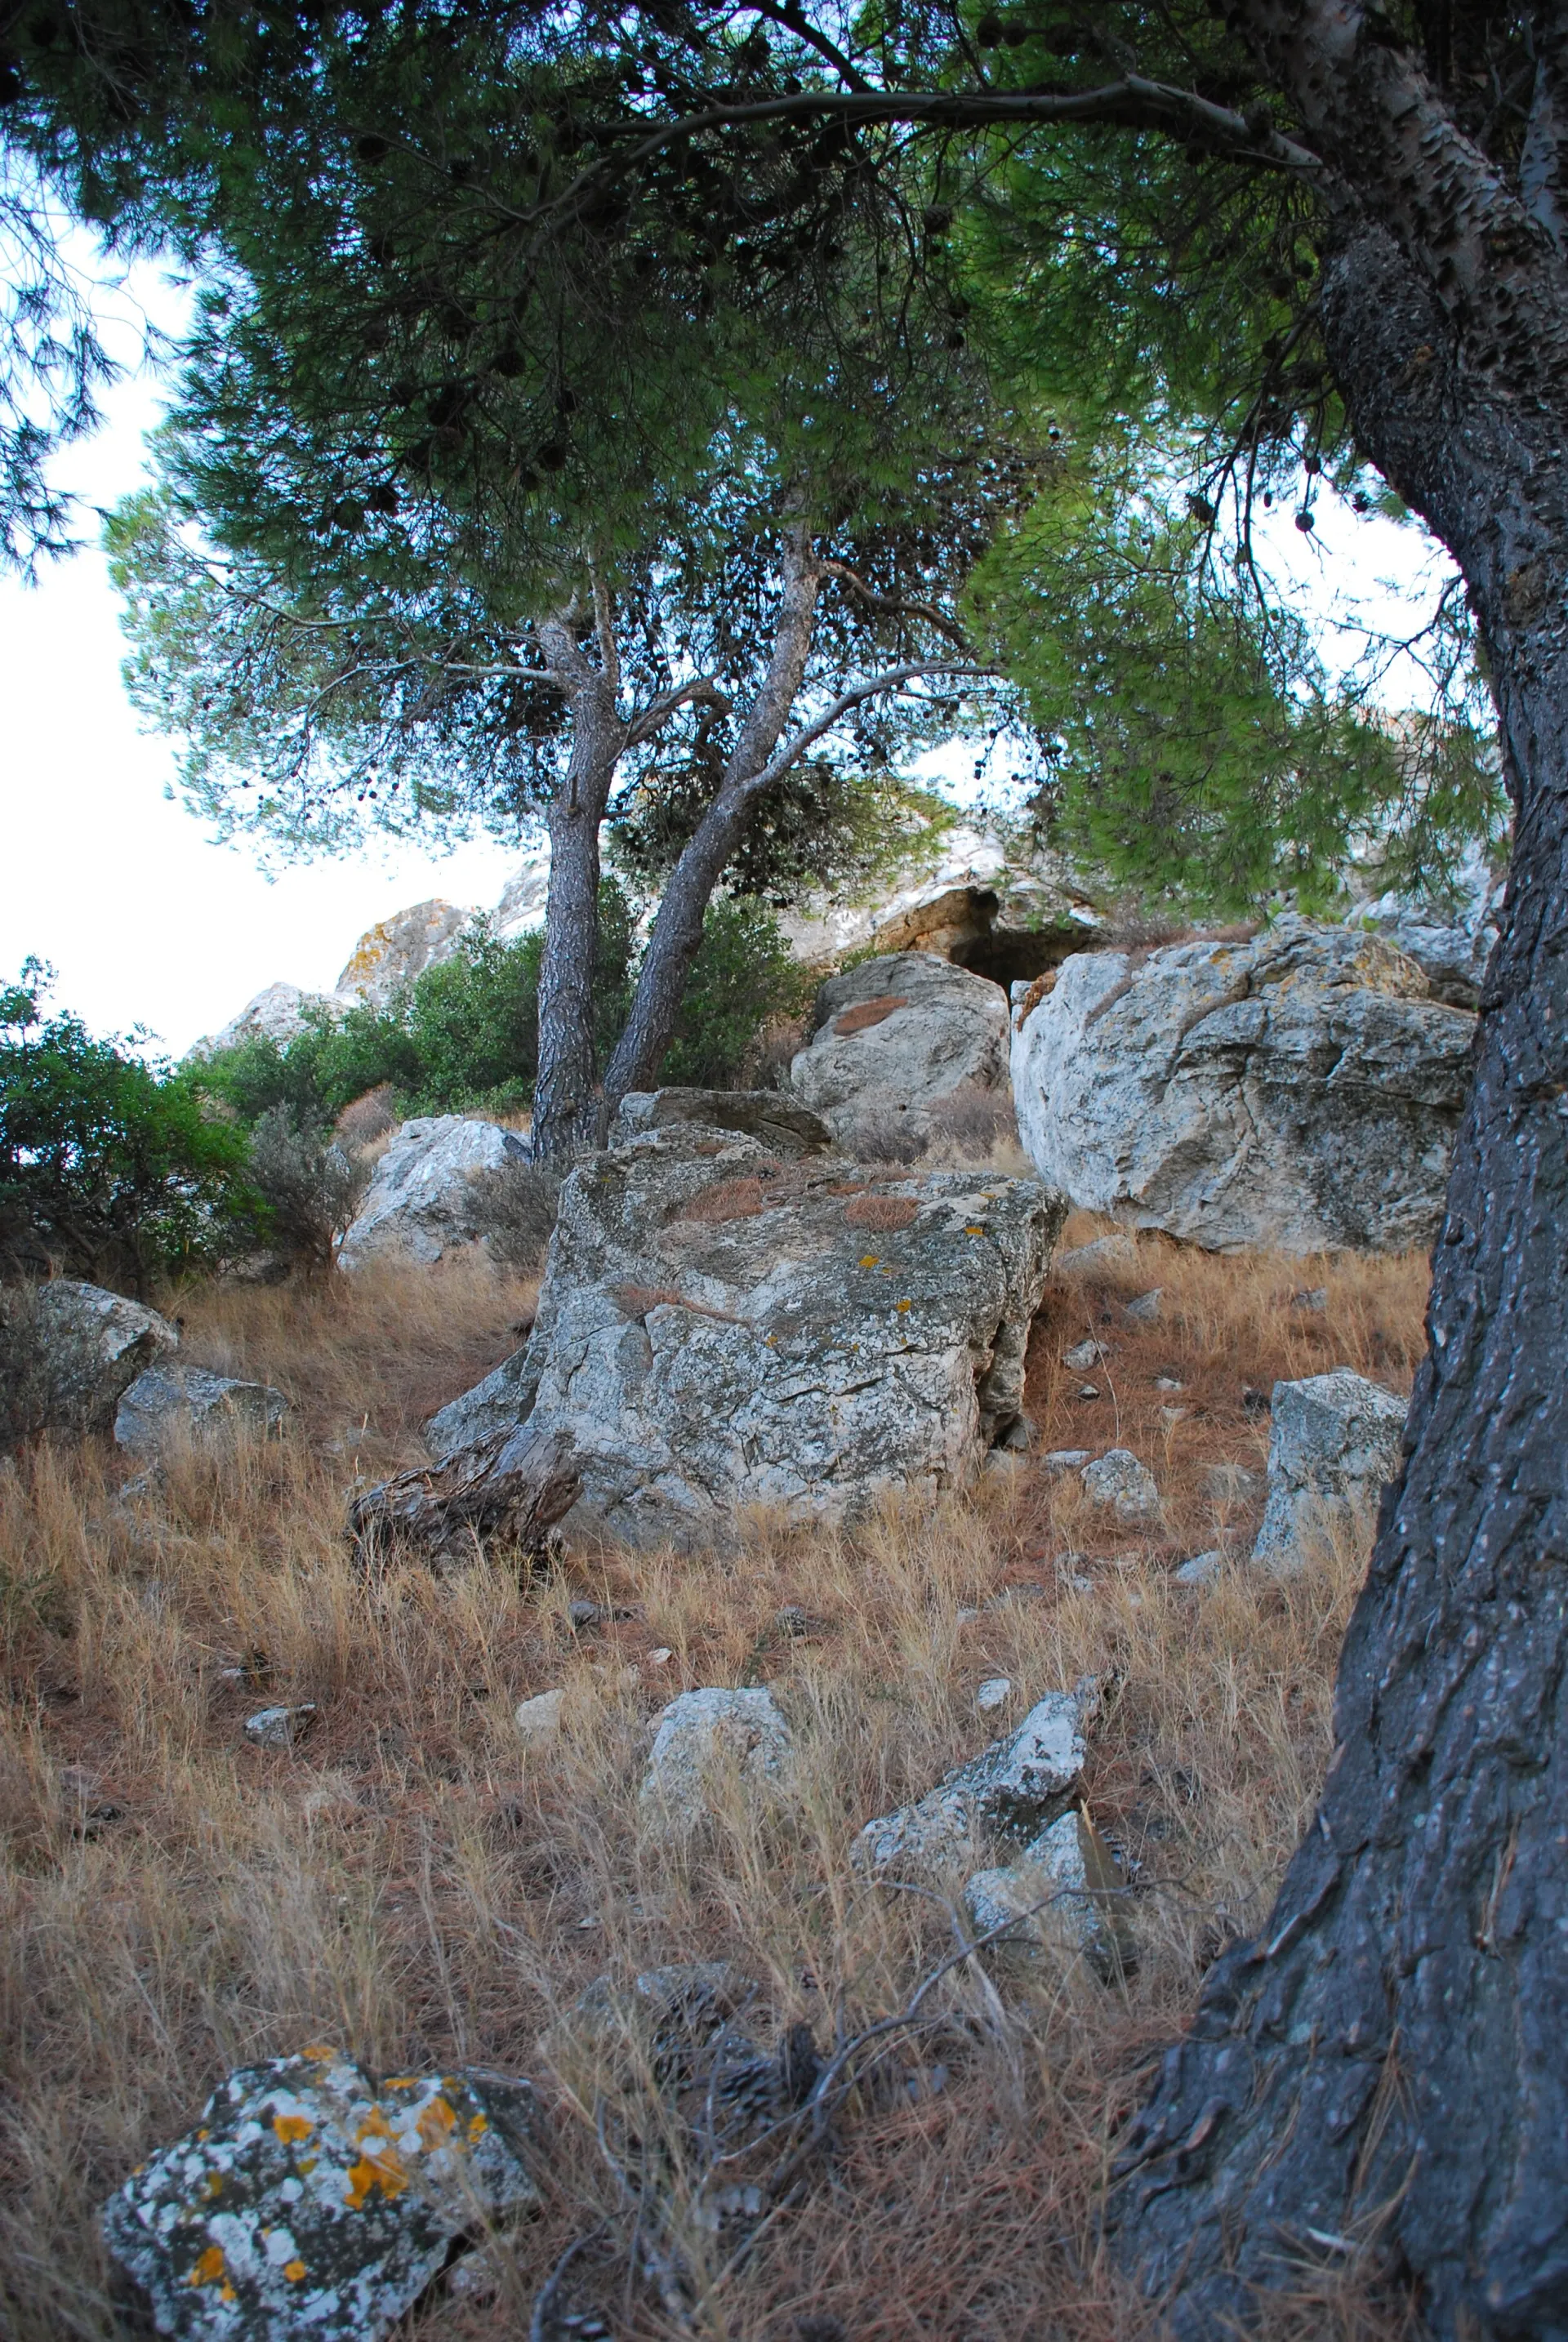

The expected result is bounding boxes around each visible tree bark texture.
[598,523,822,1121]
[531,609,626,1162]
[1112,22,1568,2331]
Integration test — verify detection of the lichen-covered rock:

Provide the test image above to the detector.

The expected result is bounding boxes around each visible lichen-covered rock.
[115,1365,287,1454]
[1081,1449,1161,1523]
[20,1281,180,1438]
[790,951,1010,1154]
[857,1684,1097,1877]
[1011,916,1476,1253]
[1357,841,1505,1008]
[639,1687,793,1828]
[963,1808,1131,1975]
[336,898,473,1008]
[1252,1368,1407,1575]
[100,2048,540,2340]
[339,1115,528,1271]
[428,1124,1065,1546]
[189,982,358,1060]
[609,1087,832,1158]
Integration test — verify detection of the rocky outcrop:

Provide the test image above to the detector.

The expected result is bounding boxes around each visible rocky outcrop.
[335,897,473,1008]
[790,952,1011,1156]
[100,2050,540,2342]
[428,1111,1066,1547]
[492,844,551,943]
[114,1363,287,1454]
[190,979,357,1058]
[1252,1368,1408,1575]
[1356,840,1505,1009]
[1011,916,1476,1253]
[338,1115,528,1271]
[13,1281,180,1440]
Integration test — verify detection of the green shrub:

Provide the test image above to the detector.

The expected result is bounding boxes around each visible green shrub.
[660,897,813,1090]
[247,1106,368,1277]
[0,963,259,1293]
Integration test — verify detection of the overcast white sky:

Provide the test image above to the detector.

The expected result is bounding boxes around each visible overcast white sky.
[0,256,1455,1060]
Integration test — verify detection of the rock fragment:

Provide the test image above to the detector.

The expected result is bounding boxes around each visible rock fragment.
[115,1364,287,1454]
[1081,1449,1160,1523]
[1251,1369,1407,1575]
[857,1683,1098,1876]
[639,1688,794,1829]
[101,2050,540,2341]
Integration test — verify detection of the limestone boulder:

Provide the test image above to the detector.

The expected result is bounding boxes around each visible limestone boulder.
[11,1281,180,1440]
[114,1363,288,1454]
[1252,1368,1407,1575]
[1011,916,1476,1253]
[1356,842,1505,1009]
[100,2049,540,2342]
[791,951,1011,1155]
[339,1115,529,1271]
[429,1116,1066,1547]
[963,1807,1132,1975]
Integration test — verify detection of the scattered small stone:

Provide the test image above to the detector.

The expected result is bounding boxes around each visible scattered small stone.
[1076,1382,1102,1400]
[857,1681,1098,1876]
[1042,1449,1092,1474]
[1243,1385,1272,1418]
[1124,1288,1163,1324]
[244,1703,317,1750]
[956,1605,980,1625]
[974,1676,1013,1714]
[1081,1449,1161,1523]
[568,1598,602,1630]
[1204,1463,1266,1505]
[1158,1405,1188,1429]
[1063,1338,1109,1370]
[774,1604,810,1637]
[1174,1550,1223,1588]
[100,2050,541,2342]
[982,1447,1029,1478]
[988,1580,1047,1607]
[648,1646,674,1666]
[1054,1233,1138,1277]
[1153,1374,1185,1392]
[515,1688,565,1739]
[218,1648,273,1690]
[640,1687,794,1829]
[1290,1286,1329,1314]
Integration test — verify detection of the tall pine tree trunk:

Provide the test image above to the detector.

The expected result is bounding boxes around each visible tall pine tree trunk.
[531,612,625,1162]
[1113,221,1568,2340]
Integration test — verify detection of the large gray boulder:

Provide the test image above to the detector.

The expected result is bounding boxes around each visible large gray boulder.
[100,2050,540,2342]
[1011,916,1475,1253]
[115,1363,288,1454]
[1252,1368,1408,1575]
[428,1115,1066,1547]
[336,897,473,1007]
[5,1280,180,1440]
[339,1115,528,1271]
[791,951,1010,1155]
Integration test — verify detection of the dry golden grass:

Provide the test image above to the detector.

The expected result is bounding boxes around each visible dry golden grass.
[0,1221,1432,2340]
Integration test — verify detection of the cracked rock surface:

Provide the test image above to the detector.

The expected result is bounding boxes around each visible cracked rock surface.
[430,1115,1066,1548]
[1011,916,1475,1252]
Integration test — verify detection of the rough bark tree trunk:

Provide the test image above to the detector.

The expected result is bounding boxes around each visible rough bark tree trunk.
[597,523,822,1124]
[531,606,626,1162]
[1112,214,1568,2340]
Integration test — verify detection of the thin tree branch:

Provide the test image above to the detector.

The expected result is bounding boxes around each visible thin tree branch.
[819,559,975,650]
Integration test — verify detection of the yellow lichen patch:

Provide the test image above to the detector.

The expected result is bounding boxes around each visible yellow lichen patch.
[303,2046,336,2061]
[964,1225,986,1236]
[896,1299,912,1313]
[345,2148,408,2208]
[187,2246,227,2287]
[416,2096,458,2152]
[858,1254,880,1268]
[272,2113,314,2146]
[204,2173,225,2200]
[466,2112,489,2143]
[283,2260,307,2282]
[354,2107,395,2141]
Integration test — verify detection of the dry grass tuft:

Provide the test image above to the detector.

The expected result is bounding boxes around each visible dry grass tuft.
[0,1222,1431,2339]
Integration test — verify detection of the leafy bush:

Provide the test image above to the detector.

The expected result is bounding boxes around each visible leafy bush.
[661,897,813,1090]
[247,1106,368,1277]
[467,1158,565,1276]
[0,963,258,1293]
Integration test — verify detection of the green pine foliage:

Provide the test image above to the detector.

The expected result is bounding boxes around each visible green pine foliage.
[661,898,813,1090]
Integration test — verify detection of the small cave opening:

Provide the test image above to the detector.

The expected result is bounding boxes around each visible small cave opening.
[951,924,1102,989]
